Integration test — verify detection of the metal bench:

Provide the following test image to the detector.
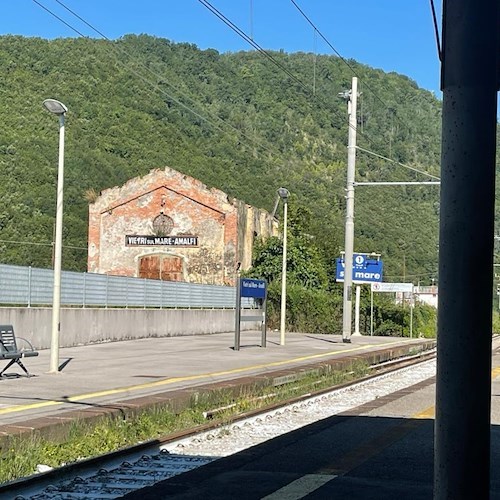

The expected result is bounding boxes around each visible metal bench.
[0,325,39,377]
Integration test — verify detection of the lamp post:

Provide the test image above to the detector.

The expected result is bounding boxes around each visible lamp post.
[277,187,289,346]
[43,99,68,374]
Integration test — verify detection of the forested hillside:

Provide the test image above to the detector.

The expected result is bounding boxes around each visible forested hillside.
[0,34,444,282]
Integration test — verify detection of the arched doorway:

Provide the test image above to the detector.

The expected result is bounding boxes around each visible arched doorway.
[138,255,184,281]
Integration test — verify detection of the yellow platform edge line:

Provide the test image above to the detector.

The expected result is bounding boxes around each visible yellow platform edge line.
[413,366,500,420]
[0,339,418,415]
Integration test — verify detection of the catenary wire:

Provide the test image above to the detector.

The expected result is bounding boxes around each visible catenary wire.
[199,0,440,180]
[289,0,441,168]
[197,0,373,144]
[356,146,440,181]
[429,0,442,61]
[0,239,87,250]
[289,1,414,135]
[44,0,280,162]
[39,0,438,188]
[50,0,370,163]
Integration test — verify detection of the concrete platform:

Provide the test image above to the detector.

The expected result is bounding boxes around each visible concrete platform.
[0,331,435,443]
[121,337,500,500]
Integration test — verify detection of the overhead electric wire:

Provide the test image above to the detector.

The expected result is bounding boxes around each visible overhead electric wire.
[429,0,442,61]
[197,0,371,145]
[290,0,440,181]
[199,0,439,181]
[45,0,368,156]
[198,0,312,95]
[38,0,279,162]
[32,0,87,37]
[52,0,370,156]
[289,0,409,131]
[356,146,440,181]
[0,239,87,250]
[38,0,438,185]
[385,271,438,280]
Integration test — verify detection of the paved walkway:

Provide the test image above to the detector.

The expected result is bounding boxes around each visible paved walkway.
[0,331,433,429]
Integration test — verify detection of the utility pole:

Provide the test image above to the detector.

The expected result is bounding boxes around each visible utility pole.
[340,76,358,343]
[435,1,499,498]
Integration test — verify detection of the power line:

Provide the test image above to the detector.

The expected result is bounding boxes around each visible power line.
[199,0,439,180]
[385,272,438,280]
[38,0,438,188]
[49,0,369,162]
[289,0,408,130]
[197,0,370,143]
[0,239,87,250]
[356,146,440,180]
[289,0,441,172]
[39,0,280,162]
[32,0,87,37]
[198,0,314,95]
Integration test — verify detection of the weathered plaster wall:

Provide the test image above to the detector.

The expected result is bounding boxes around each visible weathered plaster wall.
[88,167,278,285]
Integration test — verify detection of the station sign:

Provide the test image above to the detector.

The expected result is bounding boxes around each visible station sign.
[125,235,198,246]
[371,282,413,293]
[336,253,383,284]
[240,278,267,299]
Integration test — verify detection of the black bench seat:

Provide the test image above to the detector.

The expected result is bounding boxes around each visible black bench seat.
[0,325,39,377]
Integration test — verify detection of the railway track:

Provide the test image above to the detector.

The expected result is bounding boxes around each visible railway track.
[2,350,436,500]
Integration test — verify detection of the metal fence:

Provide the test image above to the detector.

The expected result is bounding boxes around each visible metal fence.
[0,264,242,309]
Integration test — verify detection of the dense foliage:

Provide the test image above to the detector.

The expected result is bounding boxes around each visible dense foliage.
[0,34,444,280]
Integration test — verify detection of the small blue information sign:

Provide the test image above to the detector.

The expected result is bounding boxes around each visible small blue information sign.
[335,254,383,284]
[240,278,267,299]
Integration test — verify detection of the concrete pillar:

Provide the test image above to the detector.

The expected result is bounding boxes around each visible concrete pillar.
[435,1,498,497]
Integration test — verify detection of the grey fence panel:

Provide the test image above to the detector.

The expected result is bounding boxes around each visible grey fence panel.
[0,264,242,309]
[146,280,163,308]
[106,275,130,307]
[0,264,30,305]
[124,277,148,308]
[61,271,85,306]
[169,282,192,308]
[30,268,54,305]
[81,272,108,306]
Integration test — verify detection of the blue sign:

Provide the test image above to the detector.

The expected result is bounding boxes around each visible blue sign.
[240,278,267,298]
[335,254,383,284]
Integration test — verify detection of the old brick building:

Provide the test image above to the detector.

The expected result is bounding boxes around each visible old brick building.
[88,167,278,285]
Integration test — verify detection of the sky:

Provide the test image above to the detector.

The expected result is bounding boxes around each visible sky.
[2,0,443,95]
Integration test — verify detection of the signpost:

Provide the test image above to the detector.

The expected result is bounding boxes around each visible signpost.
[234,277,267,350]
[370,282,415,337]
[336,254,383,336]
[335,254,383,284]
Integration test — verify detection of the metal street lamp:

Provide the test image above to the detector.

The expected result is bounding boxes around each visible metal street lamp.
[277,187,289,346]
[43,98,68,374]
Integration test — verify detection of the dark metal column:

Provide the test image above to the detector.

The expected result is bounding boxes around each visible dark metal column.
[435,1,498,498]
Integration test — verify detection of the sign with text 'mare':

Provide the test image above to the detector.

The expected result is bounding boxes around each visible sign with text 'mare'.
[335,253,383,284]
[240,278,267,299]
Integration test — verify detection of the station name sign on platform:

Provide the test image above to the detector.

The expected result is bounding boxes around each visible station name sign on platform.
[335,253,383,284]
[125,235,198,247]
[240,278,267,299]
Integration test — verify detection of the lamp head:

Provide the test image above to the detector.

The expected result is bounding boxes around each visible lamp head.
[43,99,68,115]
[277,187,289,200]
